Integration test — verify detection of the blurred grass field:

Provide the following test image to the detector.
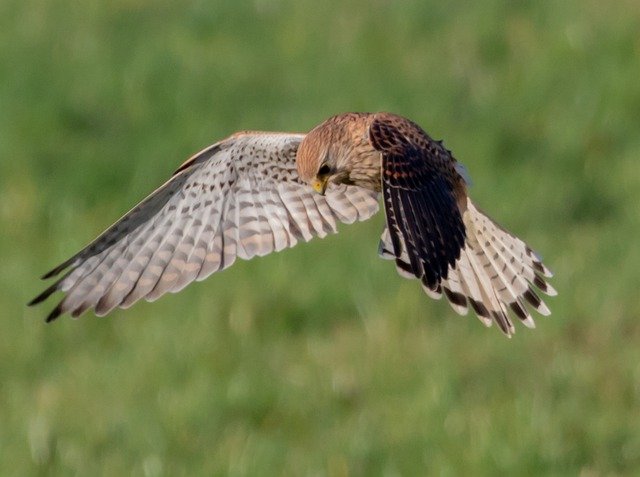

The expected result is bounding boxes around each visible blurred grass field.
[2,0,640,474]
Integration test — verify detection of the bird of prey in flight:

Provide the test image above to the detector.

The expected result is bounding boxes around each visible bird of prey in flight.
[30,112,556,336]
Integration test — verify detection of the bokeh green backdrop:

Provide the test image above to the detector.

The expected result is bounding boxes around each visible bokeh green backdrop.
[2,0,639,475]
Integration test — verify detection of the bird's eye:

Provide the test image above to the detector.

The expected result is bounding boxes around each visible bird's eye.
[318,164,331,176]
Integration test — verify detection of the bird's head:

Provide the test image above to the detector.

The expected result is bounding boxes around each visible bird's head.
[296,130,338,195]
[296,116,360,195]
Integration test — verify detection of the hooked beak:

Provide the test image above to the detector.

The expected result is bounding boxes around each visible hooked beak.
[311,177,329,195]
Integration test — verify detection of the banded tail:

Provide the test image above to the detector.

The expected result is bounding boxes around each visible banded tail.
[379,198,556,336]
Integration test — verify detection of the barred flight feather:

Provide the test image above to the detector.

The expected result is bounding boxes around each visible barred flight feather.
[32,133,378,321]
[378,197,554,336]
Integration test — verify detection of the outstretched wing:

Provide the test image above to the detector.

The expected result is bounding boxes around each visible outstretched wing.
[369,113,467,290]
[30,132,379,321]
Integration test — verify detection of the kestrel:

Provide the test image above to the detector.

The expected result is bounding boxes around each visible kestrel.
[30,112,556,336]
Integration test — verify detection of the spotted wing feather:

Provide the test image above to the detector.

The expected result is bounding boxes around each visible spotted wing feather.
[30,133,379,321]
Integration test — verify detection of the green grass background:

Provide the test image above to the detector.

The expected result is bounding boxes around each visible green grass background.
[2,0,640,474]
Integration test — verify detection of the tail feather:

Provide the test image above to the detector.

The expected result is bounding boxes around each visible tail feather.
[440,268,469,316]
[378,198,555,336]
[462,243,515,335]
[451,249,493,327]
[468,213,534,327]
[467,201,553,317]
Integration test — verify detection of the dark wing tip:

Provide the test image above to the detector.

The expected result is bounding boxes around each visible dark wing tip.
[41,259,74,280]
[492,310,514,336]
[443,286,467,308]
[469,298,490,318]
[509,301,528,321]
[27,283,60,307]
[45,303,64,323]
[41,269,58,280]
[523,287,542,309]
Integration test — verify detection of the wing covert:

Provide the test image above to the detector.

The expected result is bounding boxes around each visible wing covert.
[370,114,467,290]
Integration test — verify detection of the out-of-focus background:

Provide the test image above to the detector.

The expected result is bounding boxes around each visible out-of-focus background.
[2,0,639,474]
